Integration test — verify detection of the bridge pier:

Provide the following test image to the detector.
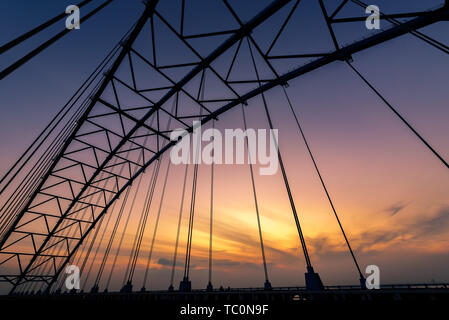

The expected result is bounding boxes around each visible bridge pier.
[360,275,367,289]
[206,282,213,292]
[179,277,192,292]
[120,281,133,293]
[90,284,99,294]
[305,266,324,291]
[264,280,272,290]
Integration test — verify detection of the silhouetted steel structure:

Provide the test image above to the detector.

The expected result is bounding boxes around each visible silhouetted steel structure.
[0,0,448,296]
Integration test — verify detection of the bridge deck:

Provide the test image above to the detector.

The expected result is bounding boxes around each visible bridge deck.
[2,287,448,317]
[4,286,449,302]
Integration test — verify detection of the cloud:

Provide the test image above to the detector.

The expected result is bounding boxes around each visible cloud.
[307,235,351,259]
[334,206,449,252]
[213,259,241,267]
[411,206,449,238]
[213,259,261,269]
[301,206,449,257]
[385,201,408,216]
[157,257,182,267]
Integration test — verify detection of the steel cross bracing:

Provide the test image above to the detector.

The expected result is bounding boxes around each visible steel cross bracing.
[0,0,448,293]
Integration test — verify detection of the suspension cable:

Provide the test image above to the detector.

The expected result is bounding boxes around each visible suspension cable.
[93,185,132,289]
[347,61,449,170]
[281,86,363,278]
[74,160,122,286]
[104,173,144,290]
[350,0,449,55]
[0,0,114,80]
[0,18,136,201]
[79,197,118,290]
[119,117,162,288]
[0,78,102,236]
[247,37,313,269]
[33,196,93,293]
[0,22,136,241]
[0,77,94,226]
[41,142,115,294]
[94,128,153,290]
[169,163,189,289]
[0,36,122,196]
[99,102,162,293]
[141,160,172,290]
[183,153,199,279]
[183,70,206,282]
[125,158,161,285]
[33,207,88,294]
[53,198,98,292]
[0,0,93,54]
[241,104,271,286]
[121,96,178,289]
[207,120,215,289]
[54,201,96,292]
[0,115,81,242]
[120,163,157,287]
[140,99,179,290]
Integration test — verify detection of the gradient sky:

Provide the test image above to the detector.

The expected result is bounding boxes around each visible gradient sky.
[1,0,449,292]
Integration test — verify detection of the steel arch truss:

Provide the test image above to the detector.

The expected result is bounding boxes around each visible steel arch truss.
[0,0,448,293]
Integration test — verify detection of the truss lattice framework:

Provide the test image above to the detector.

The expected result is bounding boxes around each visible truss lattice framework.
[0,0,448,293]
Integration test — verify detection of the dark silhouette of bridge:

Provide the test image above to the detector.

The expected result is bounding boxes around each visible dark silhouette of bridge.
[0,0,448,300]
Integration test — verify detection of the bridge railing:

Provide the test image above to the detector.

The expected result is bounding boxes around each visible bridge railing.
[175,283,449,293]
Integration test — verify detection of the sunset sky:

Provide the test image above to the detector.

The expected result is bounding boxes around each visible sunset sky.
[0,0,448,292]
